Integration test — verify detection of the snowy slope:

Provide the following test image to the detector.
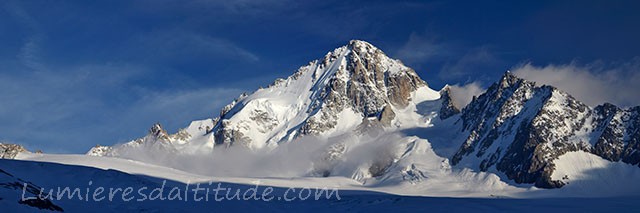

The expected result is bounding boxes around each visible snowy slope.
[0,167,63,212]
[87,119,215,162]
[79,40,640,194]
[549,151,640,197]
[210,40,440,149]
[447,72,640,188]
[3,157,640,212]
[83,40,451,187]
[91,40,440,157]
[9,151,640,198]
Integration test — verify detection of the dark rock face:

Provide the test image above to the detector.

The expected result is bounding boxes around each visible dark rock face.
[212,40,428,147]
[592,105,640,165]
[149,123,169,140]
[298,40,426,135]
[213,93,250,146]
[438,86,460,120]
[449,72,640,188]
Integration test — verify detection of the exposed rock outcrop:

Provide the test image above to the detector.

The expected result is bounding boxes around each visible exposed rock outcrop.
[211,40,435,149]
[450,72,640,188]
[0,144,28,159]
[438,86,460,120]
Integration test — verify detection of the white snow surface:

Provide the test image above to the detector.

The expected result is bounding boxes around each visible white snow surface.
[3,156,640,212]
[549,151,640,197]
[16,146,640,199]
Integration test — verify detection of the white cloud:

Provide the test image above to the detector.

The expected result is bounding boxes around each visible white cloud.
[111,130,407,179]
[447,82,485,109]
[4,1,47,71]
[512,59,640,107]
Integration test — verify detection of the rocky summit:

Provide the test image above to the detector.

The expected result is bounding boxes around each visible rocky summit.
[450,71,640,188]
[87,40,640,189]
[212,40,433,149]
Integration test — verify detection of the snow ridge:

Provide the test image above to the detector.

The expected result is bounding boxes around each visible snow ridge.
[450,71,640,188]
[85,41,640,191]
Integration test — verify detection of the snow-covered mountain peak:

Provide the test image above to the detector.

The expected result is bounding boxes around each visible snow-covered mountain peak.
[498,71,520,87]
[346,39,382,56]
[149,123,169,139]
[87,119,215,157]
[210,40,439,149]
[82,41,640,192]
[449,71,640,188]
[92,40,441,156]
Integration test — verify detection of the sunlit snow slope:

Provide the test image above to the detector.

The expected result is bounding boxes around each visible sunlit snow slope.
[77,40,640,195]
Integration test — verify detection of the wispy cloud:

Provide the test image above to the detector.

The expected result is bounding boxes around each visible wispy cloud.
[0,2,262,153]
[0,63,244,153]
[4,1,47,71]
[195,0,295,15]
[125,87,244,129]
[129,30,260,62]
[438,46,500,81]
[145,0,295,14]
[447,82,485,109]
[395,32,450,65]
[512,58,640,107]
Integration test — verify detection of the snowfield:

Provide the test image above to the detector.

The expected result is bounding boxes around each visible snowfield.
[1,153,640,212]
[16,145,640,199]
[548,151,640,197]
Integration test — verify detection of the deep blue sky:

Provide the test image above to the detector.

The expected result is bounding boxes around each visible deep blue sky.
[1,0,639,153]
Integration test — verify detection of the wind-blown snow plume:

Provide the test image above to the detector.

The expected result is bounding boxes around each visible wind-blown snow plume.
[512,60,640,107]
[447,82,485,109]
